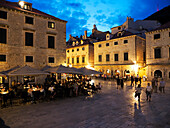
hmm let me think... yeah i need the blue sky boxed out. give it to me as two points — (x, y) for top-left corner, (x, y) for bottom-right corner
(9, 0), (170, 41)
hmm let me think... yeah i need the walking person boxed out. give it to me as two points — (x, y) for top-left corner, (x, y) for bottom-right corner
(116, 76), (120, 89)
(159, 78), (166, 93)
(154, 78), (158, 93)
(131, 75), (134, 86)
(151, 78), (155, 92)
(135, 77), (138, 87)
(135, 84), (142, 101)
(146, 83), (152, 102)
(120, 78), (124, 89)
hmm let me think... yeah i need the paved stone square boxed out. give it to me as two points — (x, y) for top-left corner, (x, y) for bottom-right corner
(0, 79), (170, 128)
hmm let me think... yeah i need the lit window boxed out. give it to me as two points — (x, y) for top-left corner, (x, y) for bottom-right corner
(26, 56), (33, 62)
(0, 55), (6, 62)
(48, 22), (55, 29)
(0, 28), (7, 44)
(49, 57), (54, 63)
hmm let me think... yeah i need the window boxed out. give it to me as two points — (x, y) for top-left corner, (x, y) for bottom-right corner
(143, 52), (146, 61)
(72, 58), (74, 64)
(106, 43), (109, 46)
(25, 32), (33, 46)
(82, 56), (85, 63)
(124, 40), (128, 44)
(48, 57), (54, 63)
(0, 10), (7, 19)
(48, 36), (55, 48)
(169, 72), (170, 79)
(0, 28), (7, 44)
(106, 54), (110, 62)
(124, 52), (128, 61)
(82, 47), (85, 50)
(26, 56), (33, 62)
(48, 22), (55, 29)
(72, 49), (74, 52)
(169, 47), (170, 58)
(114, 54), (118, 61)
(77, 57), (79, 63)
(169, 32), (170, 37)
(67, 58), (70, 64)
(98, 44), (101, 47)
(154, 48), (161, 58)
(154, 34), (160, 39)
(0, 55), (6, 62)
(25, 16), (33, 24)
(77, 48), (79, 51)
(24, 4), (31, 10)
(99, 55), (102, 62)
(67, 50), (69, 53)
(118, 27), (121, 30)
(114, 42), (118, 45)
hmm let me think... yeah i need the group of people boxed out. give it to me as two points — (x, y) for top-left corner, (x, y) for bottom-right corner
(135, 78), (166, 102)
(0, 78), (102, 108)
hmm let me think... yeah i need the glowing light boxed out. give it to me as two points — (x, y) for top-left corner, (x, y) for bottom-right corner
(86, 64), (94, 70)
(19, 1), (25, 8)
(69, 64), (72, 67)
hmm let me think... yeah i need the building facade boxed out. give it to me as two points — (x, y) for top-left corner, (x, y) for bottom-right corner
(66, 25), (109, 69)
(145, 22), (170, 80)
(0, 0), (67, 83)
(94, 31), (146, 78)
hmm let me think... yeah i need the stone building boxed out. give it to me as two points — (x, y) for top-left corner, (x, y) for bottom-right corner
(111, 16), (161, 38)
(145, 22), (170, 80)
(66, 25), (110, 68)
(0, 0), (67, 84)
(94, 30), (146, 78)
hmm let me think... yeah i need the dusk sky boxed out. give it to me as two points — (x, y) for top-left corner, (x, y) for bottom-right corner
(9, 0), (170, 41)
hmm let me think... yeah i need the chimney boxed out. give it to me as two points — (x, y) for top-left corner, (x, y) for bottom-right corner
(69, 34), (72, 39)
(84, 30), (87, 39)
(93, 24), (97, 30)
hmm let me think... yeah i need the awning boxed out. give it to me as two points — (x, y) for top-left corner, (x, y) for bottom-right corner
(42, 65), (82, 74)
(78, 67), (103, 75)
(0, 65), (49, 76)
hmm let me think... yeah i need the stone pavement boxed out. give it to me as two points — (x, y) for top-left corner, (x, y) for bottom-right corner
(0, 79), (170, 128)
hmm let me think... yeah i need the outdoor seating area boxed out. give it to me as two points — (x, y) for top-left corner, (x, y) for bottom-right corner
(0, 65), (103, 109)
(0, 78), (102, 109)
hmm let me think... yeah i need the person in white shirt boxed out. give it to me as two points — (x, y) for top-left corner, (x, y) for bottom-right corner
(146, 83), (152, 101)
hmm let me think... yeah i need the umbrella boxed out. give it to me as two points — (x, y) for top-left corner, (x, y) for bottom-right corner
(2, 65), (49, 76)
(42, 65), (82, 74)
(78, 67), (103, 75)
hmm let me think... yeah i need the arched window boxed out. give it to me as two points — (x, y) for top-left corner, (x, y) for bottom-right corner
(154, 70), (162, 78)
